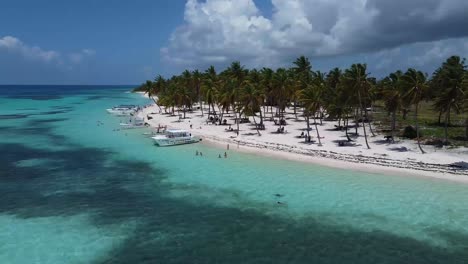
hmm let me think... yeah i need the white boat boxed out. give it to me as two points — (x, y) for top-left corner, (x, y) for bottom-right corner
(151, 129), (201, 146)
(106, 105), (139, 116)
(143, 127), (166, 137)
(120, 117), (146, 129)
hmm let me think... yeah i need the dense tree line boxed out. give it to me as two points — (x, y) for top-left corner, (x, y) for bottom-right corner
(136, 56), (468, 153)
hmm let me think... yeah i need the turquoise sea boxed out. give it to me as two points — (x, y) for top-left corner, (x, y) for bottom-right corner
(1, 85), (467, 263)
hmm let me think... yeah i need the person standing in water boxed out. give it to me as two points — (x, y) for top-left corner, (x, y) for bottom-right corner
(224, 152), (227, 158)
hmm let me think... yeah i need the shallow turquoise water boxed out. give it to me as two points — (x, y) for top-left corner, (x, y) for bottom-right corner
(1, 85), (467, 263)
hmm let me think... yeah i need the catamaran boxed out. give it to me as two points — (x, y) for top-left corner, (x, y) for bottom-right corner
(151, 129), (201, 146)
(106, 105), (139, 116)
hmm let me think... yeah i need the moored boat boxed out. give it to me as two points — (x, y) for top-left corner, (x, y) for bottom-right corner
(106, 105), (139, 116)
(120, 117), (146, 129)
(151, 129), (201, 146)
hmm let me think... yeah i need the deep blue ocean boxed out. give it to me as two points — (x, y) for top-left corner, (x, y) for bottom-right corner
(1, 85), (467, 264)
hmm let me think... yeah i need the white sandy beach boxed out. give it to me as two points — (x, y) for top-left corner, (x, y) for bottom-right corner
(136, 93), (468, 183)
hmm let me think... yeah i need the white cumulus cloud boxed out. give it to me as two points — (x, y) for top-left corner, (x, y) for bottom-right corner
(69, 49), (96, 64)
(0, 36), (60, 63)
(0, 36), (95, 66)
(161, 0), (468, 73)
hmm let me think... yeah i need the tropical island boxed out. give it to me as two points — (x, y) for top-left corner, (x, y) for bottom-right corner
(134, 55), (468, 180)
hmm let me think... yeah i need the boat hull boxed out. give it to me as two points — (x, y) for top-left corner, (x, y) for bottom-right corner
(119, 124), (146, 129)
(106, 109), (136, 116)
(152, 137), (201, 147)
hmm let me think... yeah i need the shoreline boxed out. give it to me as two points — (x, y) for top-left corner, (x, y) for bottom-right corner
(134, 92), (468, 184)
(200, 136), (468, 184)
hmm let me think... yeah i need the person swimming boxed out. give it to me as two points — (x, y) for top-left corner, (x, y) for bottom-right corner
(196, 150), (199, 156)
(218, 154), (222, 158)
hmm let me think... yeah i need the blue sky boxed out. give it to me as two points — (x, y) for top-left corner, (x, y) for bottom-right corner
(1, 0), (467, 84)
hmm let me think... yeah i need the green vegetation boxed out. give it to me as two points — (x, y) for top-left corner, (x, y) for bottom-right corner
(136, 55), (468, 149)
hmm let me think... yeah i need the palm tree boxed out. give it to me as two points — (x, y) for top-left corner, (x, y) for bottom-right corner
(292, 56), (312, 119)
(463, 71), (468, 140)
(161, 82), (178, 115)
(342, 64), (372, 149)
(401, 68), (428, 153)
(192, 69), (204, 116)
(144, 80), (154, 99)
(260, 67), (274, 118)
(431, 56), (466, 144)
(175, 84), (192, 119)
(203, 66), (219, 119)
(151, 75), (167, 112)
(300, 84), (323, 146)
(240, 69), (265, 135)
(381, 70), (404, 142)
(272, 68), (293, 130)
(225, 61), (247, 135)
(324, 68), (347, 128)
(311, 71), (326, 125)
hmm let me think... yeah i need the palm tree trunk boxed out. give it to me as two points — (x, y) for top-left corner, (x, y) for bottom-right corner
(444, 102), (452, 145)
(236, 106), (240, 136)
(150, 96), (162, 112)
(314, 114), (322, 146)
(448, 107), (451, 125)
(217, 106), (224, 125)
(345, 113), (352, 142)
(358, 91), (370, 149)
(465, 118), (468, 140)
(319, 110), (323, 125)
(252, 115), (261, 136)
(444, 111), (449, 145)
(365, 108), (376, 137)
(259, 107), (264, 125)
(305, 114), (311, 142)
(438, 111), (442, 125)
(391, 110), (396, 143)
(415, 102), (425, 154)
(200, 99), (204, 117)
(294, 100), (298, 120)
(354, 108), (359, 135)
